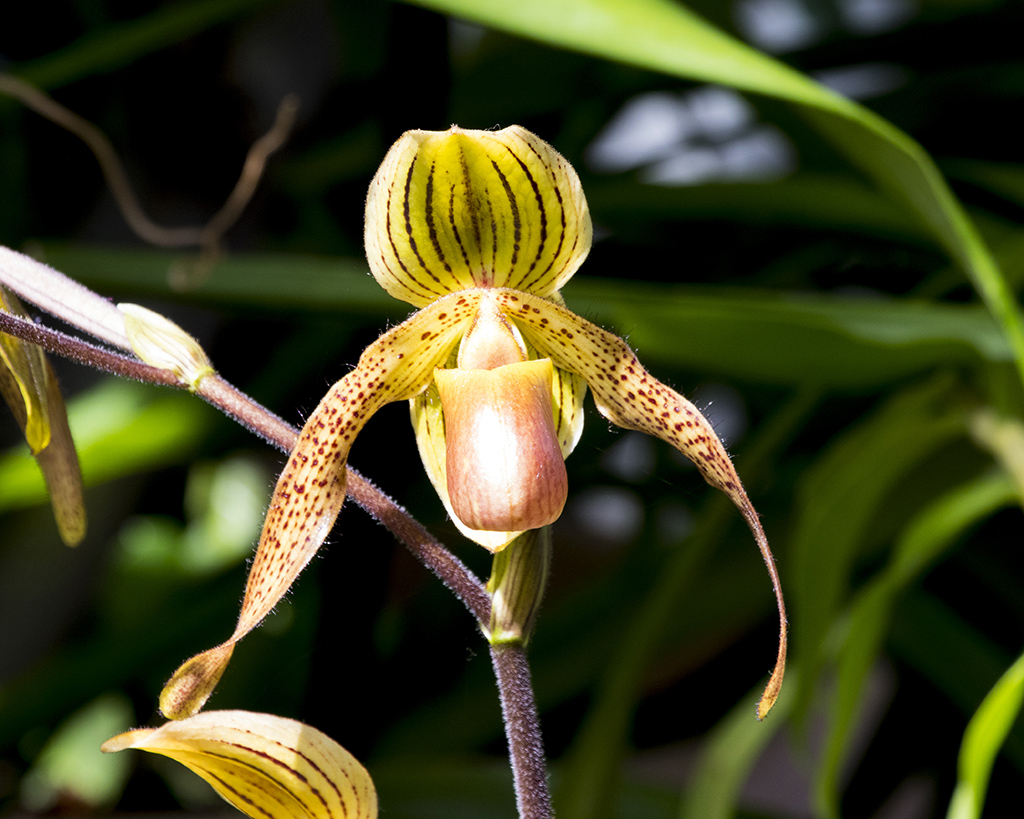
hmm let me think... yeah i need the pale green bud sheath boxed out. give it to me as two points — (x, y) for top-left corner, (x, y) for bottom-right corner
(119, 303), (215, 391)
(486, 528), (552, 647)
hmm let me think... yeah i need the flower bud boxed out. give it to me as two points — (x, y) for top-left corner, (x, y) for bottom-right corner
(119, 303), (214, 390)
(435, 358), (568, 532)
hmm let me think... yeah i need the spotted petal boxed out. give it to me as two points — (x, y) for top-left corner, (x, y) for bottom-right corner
(493, 288), (787, 719)
(102, 710), (376, 819)
(365, 125), (592, 307)
(159, 293), (484, 719)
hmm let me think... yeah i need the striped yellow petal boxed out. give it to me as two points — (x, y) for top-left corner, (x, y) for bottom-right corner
(365, 125), (591, 307)
(0, 285), (51, 453)
(0, 285), (86, 546)
(493, 288), (788, 720)
(160, 293), (482, 719)
(102, 710), (376, 819)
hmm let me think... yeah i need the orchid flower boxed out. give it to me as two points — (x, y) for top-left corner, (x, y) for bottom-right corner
(159, 125), (787, 722)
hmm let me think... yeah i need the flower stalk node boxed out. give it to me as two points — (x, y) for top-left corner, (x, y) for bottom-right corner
(486, 528), (552, 646)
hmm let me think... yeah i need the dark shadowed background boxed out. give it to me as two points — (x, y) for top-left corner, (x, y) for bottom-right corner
(2, 1), (1024, 817)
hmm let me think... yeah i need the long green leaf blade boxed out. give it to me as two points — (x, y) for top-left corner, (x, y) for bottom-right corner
(408, 0), (1024, 384)
(7, 0), (272, 91)
(818, 472), (1017, 818)
(947, 649), (1024, 819)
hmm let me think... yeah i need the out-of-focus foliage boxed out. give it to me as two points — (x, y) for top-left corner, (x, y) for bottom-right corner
(2, 1), (1024, 817)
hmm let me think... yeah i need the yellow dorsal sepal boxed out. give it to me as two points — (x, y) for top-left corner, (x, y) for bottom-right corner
(365, 125), (592, 306)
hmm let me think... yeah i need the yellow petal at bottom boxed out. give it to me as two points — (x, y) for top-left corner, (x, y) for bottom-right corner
(103, 710), (376, 819)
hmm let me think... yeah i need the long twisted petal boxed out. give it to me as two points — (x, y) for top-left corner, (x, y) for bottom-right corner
(365, 126), (591, 306)
(103, 710), (376, 819)
(495, 288), (787, 719)
(159, 293), (483, 718)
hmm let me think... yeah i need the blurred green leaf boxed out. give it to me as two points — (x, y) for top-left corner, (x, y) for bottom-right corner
(790, 378), (967, 720)
(411, 0), (1024, 385)
(181, 454), (272, 574)
(7, 0), (273, 91)
(0, 379), (211, 512)
(946, 161), (1024, 212)
(968, 409), (1024, 502)
(890, 590), (1017, 742)
(817, 472), (1017, 819)
(585, 173), (929, 245)
(39, 245), (397, 317)
(567, 280), (1009, 388)
(109, 454), (269, 591)
(19, 693), (134, 812)
(947, 648), (1024, 819)
(43, 246), (1012, 389)
(678, 672), (794, 819)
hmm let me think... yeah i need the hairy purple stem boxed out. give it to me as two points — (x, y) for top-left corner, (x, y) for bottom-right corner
(0, 310), (176, 384)
(0, 309), (491, 620)
(2, 303), (554, 815)
(492, 643), (553, 819)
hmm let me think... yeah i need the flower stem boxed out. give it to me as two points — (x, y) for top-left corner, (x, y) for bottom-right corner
(1, 301), (548, 815)
(0, 309), (176, 384)
(491, 643), (553, 819)
(0, 308), (491, 621)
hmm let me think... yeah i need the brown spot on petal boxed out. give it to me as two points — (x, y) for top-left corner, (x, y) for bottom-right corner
(492, 287), (788, 720)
